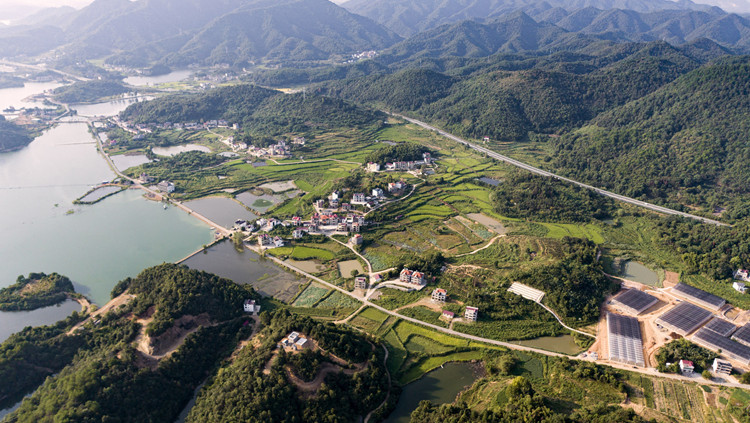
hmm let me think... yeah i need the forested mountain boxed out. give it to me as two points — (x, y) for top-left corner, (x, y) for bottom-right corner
(120, 84), (384, 137)
(0, 0), (400, 67)
(0, 116), (33, 153)
(342, 0), (714, 37)
(551, 55), (750, 218)
(323, 40), (709, 139)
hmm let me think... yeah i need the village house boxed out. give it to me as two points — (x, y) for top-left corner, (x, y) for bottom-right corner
(351, 222), (361, 232)
(243, 299), (260, 315)
(713, 358), (732, 375)
(372, 188), (385, 198)
(293, 229), (305, 239)
(337, 222), (348, 232)
(734, 281), (747, 293)
(735, 269), (750, 282)
(401, 268), (426, 285)
(139, 173), (154, 183)
(292, 136), (306, 145)
(352, 193), (367, 205)
(387, 181), (404, 193)
(156, 180), (175, 193)
(258, 233), (272, 247)
(431, 288), (447, 303)
(422, 152), (432, 164)
(330, 198), (339, 208)
(354, 276), (368, 290)
(400, 268), (413, 283)
(465, 306), (479, 321)
(341, 203), (352, 211)
(273, 236), (285, 247)
(315, 199), (326, 209)
(291, 216), (302, 226)
(350, 234), (363, 245)
(367, 162), (381, 172)
(441, 310), (455, 320)
(679, 360), (694, 375)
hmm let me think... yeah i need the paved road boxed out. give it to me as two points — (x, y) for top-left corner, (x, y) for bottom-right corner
(258, 251), (748, 388)
(391, 113), (728, 227)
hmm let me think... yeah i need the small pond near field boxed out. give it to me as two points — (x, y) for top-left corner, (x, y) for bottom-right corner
(111, 154), (151, 170)
(511, 334), (582, 355)
(183, 197), (257, 228)
(181, 240), (304, 302)
(622, 261), (659, 286)
(386, 362), (480, 423)
(152, 144), (210, 156)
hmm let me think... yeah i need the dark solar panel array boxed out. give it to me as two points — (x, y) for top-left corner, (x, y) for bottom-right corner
(612, 289), (659, 314)
(608, 313), (642, 339)
(656, 302), (713, 335)
(732, 323), (750, 347)
(693, 328), (750, 363)
(704, 318), (737, 337)
(673, 283), (726, 309)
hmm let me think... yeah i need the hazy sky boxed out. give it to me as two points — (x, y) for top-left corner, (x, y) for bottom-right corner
(2, 0), (749, 14)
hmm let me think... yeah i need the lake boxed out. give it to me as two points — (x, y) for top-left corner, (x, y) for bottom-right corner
(0, 123), (214, 306)
(622, 261), (659, 286)
(124, 70), (193, 86)
(182, 241), (304, 302)
(0, 300), (82, 343)
(0, 82), (62, 111)
(152, 144), (211, 156)
(183, 197), (257, 228)
(386, 362), (480, 423)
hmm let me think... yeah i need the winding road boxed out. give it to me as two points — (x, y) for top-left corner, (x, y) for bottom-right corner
(391, 113), (728, 227)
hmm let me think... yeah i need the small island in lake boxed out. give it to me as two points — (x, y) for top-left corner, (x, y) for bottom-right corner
(0, 272), (76, 311)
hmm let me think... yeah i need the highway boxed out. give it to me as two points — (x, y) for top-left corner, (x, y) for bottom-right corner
(391, 113), (729, 227)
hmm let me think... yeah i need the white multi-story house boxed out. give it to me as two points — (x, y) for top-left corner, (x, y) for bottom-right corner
(431, 288), (447, 303)
(352, 193), (367, 204)
(464, 306), (479, 321)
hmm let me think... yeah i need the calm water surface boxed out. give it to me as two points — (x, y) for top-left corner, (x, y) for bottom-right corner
(111, 154), (151, 170)
(622, 261), (659, 286)
(152, 144), (211, 156)
(124, 70), (193, 86)
(386, 362), (479, 423)
(70, 96), (150, 117)
(0, 300), (82, 343)
(0, 82), (61, 111)
(0, 123), (214, 305)
(182, 241), (303, 302)
(184, 197), (257, 228)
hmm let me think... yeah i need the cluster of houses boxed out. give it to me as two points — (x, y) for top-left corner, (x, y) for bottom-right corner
(400, 268), (427, 285)
(277, 331), (309, 352)
(250, 211), (369, 249)
(121, 119), (238, 134)
(248, 139), (291, 158)
(440, 306), (479, 322)
(258, 233), (285, 248)
(366, 153), (433, 173)
(734, 269), (750, 293)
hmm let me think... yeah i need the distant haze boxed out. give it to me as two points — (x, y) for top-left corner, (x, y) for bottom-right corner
(1, 0), (748, 22)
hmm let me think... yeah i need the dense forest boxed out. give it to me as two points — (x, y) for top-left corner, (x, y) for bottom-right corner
(120, 84), (385, 138)
(53, 80), (129, 103)
(0, 272), (75, 311)
(5, 264), (259, 422)
(551, 56), (750, 217)
(492, 172), (613, 223)
(186, 310), (388, 422)
(0, 116), (33, 152)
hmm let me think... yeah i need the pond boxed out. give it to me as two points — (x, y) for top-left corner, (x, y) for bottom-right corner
(0, 300), (82, 343)
(124, 70), (193, 87)
(235, 191), (285, 214)
(386, 362), (481, 423)
(78, 186), (122, 203)
(622, 261), (659, 286)
(181, 240), (305, 303)
(111, 153), (151, 170)
(70, 96), (151, 117)
(183, 197), (257, 229)
(477, 176), (501, 186)
(511, 335), (582, 355)
(152, 144), (211, 157)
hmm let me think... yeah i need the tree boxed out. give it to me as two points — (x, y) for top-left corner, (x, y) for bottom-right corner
(702, 370), (712, 380)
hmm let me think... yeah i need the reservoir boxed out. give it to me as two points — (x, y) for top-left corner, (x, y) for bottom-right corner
(0, 123), (214, 306)
(0, 300), (82, 343)
(70, 97), (150, 117)
(0, 82), (62, 111)
(386, 362), (480, 423)
(184, 196), (257, 228)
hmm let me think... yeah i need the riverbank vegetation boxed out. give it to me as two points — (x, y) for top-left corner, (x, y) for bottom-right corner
(0, 115), (33, 152)
(53, 80), (129, 103)
(0, 272), (75, 311)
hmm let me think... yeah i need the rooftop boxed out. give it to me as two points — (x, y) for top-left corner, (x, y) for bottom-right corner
(672, 283), (726, 310)
(611, 289), (659, 315)
(655, 302), (713, 335)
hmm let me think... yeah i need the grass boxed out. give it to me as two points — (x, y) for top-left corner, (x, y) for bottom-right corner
(540, 223), (605, 244)
(373, 288), (425, 310)
(291, 283), (329, 307)
(315, 291), (362, 309)
(268, 245), (335, 262)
